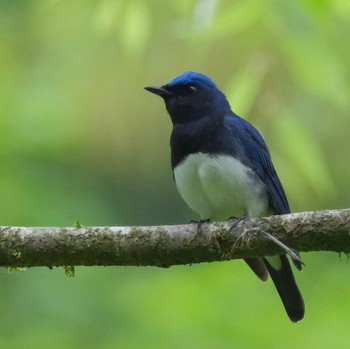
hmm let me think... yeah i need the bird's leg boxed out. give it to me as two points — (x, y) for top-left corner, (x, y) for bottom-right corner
(261, 231), (304, 270)
(228, 212), (254, 254)
(228, 211), (251, 232)
(189, 218), (210, 234)
(197, 218), (210, 234)
(290, 251), (304, 271)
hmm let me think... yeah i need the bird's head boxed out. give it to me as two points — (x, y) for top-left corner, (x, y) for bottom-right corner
(145, 71), (230, 124)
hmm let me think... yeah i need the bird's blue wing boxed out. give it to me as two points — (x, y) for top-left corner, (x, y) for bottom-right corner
(223, 115), (290, 215)
(223, 115), (303, 322)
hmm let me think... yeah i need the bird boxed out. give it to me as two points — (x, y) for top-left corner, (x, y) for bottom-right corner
(144, 71), (304, 322)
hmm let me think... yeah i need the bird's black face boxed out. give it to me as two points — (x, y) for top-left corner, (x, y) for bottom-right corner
(145, 74), (230, 125)
(145, 82), (207, 124)
(163, 82), (214, 124)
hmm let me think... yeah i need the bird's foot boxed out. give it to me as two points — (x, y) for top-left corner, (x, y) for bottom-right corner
(290, 250), (304, 271)
(228, 212), (254, 254)
(261, 231), (304, 270)
(228, 212), (251, 232)
(190, 218), (211, 234)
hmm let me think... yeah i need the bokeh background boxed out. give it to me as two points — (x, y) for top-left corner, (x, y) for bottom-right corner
(1, 1), (350, 348)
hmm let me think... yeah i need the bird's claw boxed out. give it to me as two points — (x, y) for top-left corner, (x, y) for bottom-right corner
(190, 218), (210, 234)
(261, 230), (304, 270)
(228, 212), (251, 232)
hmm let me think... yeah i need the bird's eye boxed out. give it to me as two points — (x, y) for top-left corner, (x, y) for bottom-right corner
(188, 85), (197, 93)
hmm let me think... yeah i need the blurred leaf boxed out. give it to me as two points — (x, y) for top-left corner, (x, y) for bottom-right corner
(94, 0), (121, 34)
(283, 37), (350, 111)
(275, 1), (350, 111)
(302, 0), (332, 16)
(121, 2), (151, 57)
(192, 0), (218, 30)
(272, 109), (336, 198)
(211, 1), (264, 37)
(225, 56), (268, 116)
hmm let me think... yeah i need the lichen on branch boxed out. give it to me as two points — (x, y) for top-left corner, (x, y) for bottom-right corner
(0, 208), (349, 268)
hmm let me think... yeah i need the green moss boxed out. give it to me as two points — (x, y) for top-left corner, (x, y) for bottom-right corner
(63, 265), (75, 277)
(74, 220), (83, 228)
(7, 267), (27, 273)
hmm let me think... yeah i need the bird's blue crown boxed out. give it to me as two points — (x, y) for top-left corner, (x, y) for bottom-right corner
(166, 71), (217, 89)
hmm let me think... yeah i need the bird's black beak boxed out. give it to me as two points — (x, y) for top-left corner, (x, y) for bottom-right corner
(144, 85), (173, 98)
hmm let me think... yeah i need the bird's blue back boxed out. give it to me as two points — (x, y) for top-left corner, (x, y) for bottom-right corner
(222, 113), (291, 215)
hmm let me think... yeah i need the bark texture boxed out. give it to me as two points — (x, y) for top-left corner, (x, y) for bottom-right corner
(0, 208), (349, 268)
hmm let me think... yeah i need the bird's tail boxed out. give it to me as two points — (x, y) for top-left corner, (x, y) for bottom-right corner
(263, 255), (305, 322)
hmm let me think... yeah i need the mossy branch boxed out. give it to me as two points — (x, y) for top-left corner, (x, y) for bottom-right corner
(0, 208), (349, 268)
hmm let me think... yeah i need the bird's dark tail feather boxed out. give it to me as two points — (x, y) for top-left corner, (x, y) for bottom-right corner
(263, 255), (305, 322)
(244, 257), (268, 281)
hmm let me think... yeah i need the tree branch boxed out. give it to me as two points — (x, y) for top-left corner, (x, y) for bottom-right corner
(0, 208), (349, 268)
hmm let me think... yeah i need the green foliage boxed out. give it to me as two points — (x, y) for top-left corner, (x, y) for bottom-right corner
(0, 1), (349, 348)
(74, 220), (83, 229)
(63, 266), (75, 278)
(7, 266), (27, 273)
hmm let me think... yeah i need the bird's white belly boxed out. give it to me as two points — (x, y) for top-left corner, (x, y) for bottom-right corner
(173, 153), (268, 220)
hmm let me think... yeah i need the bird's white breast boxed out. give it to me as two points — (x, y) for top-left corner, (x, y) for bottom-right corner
(173, 153), (268, 220)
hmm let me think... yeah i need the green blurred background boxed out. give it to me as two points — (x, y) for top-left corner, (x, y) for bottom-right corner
(0, 1), (349, 348)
